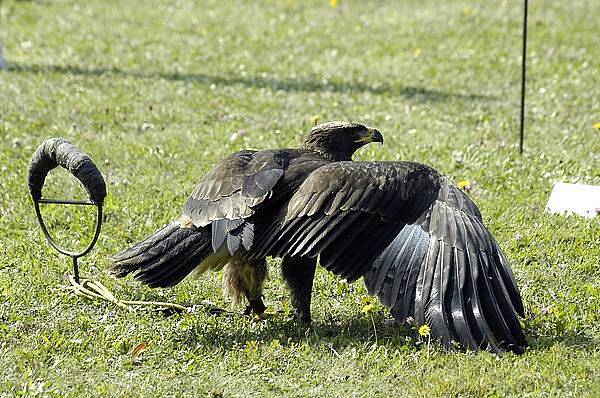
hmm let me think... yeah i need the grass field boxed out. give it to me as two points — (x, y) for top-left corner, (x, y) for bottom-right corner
(1, 0), (599, 396)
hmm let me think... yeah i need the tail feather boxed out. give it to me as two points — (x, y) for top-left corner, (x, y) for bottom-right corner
(136, 238), (211, 288)
(110, 222), (213, 288)
(111, 222), (181, 264)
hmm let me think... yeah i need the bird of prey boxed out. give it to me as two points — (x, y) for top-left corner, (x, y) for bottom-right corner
(111, 122), (527, 354)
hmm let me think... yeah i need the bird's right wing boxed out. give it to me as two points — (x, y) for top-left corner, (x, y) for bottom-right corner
(183, 149), (290, 253)
(184, 150), (289, 226)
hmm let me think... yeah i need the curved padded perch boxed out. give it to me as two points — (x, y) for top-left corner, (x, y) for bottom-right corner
(28, 138), (106, 204)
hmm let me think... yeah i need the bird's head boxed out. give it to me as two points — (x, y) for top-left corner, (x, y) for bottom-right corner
(302, 121), (383, 161)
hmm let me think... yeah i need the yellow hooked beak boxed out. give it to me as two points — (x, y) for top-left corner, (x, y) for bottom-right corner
(354, 128), (384, 145)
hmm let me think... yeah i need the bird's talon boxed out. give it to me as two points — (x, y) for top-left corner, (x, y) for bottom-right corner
(253, 311), (274, 321)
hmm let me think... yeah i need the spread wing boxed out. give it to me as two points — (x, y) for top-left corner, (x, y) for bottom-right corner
(364, 181), (526, 354)
(255, 161), (526, 353)
(256, 161), (442, 280)
(183, 149), (289, 253)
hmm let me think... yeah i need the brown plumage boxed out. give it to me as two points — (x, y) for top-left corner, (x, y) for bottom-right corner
(111, 122), (380, 317)
(111, 121), (527, 354)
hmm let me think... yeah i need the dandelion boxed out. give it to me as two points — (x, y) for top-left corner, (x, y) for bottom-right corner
(418, 324), (432, 356)
(244, 340), (259, 352)
(457, 180), (472, 192)
(593, 122), (600, 130)
(329, 0), (339, 7)
(362, 303), (375, 314)
(418, 324), (431, 337)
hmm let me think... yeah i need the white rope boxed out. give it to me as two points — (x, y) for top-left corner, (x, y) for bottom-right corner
(63, 275), (189, 312)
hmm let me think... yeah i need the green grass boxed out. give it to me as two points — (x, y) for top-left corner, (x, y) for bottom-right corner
(1, 0), (599, 396)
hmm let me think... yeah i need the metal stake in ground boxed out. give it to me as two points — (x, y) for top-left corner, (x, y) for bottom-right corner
(519, 0), (528, 154)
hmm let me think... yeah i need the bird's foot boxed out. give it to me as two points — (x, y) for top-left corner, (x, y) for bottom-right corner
(289, 309), (312, 325)
(243, 297), (270, 321)
(242, 305), (253, 316)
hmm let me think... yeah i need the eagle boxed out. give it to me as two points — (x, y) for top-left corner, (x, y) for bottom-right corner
(111, 122), (527, 354)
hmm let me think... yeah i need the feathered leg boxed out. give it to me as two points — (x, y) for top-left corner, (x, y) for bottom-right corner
(282, 256), (317, 323)
(223, 255), (268, 316)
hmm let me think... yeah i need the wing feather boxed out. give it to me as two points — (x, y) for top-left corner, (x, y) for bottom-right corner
(182, 149), (291, 254)
(256, 160), (526, 353)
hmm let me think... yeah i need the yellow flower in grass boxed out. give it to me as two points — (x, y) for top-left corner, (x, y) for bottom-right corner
(418, 324), (431, 337)
(330, 0), (339, 7)
(362, 303), (375, 314)
(593, 122), (600, 130)
(457, 180), (472, 192)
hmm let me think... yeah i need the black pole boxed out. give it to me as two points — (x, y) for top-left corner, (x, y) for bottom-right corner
(519, 0), (528, 154)
(72, 256), (80, 284)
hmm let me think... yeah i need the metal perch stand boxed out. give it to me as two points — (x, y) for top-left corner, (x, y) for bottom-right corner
(28, 138), (106, 284)
(34, 198), (102, 284)
(27, 138), (191, 313)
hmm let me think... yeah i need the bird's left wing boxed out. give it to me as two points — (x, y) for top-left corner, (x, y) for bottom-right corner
(254, 161), (527, 353)
(255, 161), (442, 280)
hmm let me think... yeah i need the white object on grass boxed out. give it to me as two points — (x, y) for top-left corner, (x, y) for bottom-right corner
(0, 40), (7, 70)
(546, 182), (600, 218)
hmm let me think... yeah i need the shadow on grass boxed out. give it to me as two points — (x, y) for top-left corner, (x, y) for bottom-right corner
(9, 62), (496, 103)
(175, 311), (416, 351)
(525, 329), (599, 352)
(520, 312), (600, 352)
(169, 307), (599, 354)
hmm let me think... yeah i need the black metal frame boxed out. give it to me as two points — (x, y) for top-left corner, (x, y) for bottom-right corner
(33, 198), (103, 283)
